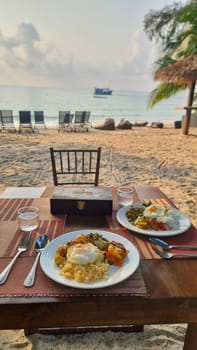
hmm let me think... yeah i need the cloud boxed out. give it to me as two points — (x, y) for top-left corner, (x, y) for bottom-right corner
(1, 23), (38, 68)
(0, 22), (157, 90)
(0, 23), (115, 87)
(0, 23), (41, 65)
(115, 30), (159, 77)
(5, 22), (40, 48)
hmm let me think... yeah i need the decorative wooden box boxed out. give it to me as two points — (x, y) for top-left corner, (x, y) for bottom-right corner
(50, 187), (112, 215)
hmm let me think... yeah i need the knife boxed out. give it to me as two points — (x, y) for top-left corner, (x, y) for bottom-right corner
(150, 237), (197, 250)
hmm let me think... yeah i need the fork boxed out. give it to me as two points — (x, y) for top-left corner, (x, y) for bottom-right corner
(0, 231), (32, 285)
(151, 244), (197, 259)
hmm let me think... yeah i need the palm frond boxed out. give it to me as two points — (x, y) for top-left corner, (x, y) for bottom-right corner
(172, 34), (197, 59)
(154, 56), (176, 71)
(148, 82), (187, 108)
(177, 2), (197, 26)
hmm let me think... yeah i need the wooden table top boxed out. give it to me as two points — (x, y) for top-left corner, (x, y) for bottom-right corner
(0, 186), (197, 349)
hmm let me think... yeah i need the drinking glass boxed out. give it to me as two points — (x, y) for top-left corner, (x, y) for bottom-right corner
(117, 187), (134, 206)
(17, 206), (39, 232)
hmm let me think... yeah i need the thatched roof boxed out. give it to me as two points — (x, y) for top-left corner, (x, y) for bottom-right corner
(155, 55), (197, 85)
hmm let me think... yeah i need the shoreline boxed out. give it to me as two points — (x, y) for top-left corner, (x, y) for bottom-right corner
(10, 117), (183, 130)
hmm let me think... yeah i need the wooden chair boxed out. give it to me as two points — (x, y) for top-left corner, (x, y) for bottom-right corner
(58, 111), (73, 132)
(0, 110), (16, 132)
(19, 111), (34, 133)
(34, 111), (47, 129)
(50, 147), (101, 186)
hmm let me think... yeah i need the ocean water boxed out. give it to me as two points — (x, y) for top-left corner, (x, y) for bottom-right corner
(0, 86), (187, 127)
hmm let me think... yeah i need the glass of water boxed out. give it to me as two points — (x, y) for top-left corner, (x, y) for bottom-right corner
(17, 206), (39, 232)
(117, 187), (134, 206)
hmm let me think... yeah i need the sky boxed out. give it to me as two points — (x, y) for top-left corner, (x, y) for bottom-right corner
(0, 0), (186, 91)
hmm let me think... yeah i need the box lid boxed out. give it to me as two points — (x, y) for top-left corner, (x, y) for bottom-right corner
(51, 187), (112, 201)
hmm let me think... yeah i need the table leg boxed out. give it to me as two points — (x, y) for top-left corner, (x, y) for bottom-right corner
(183, 323), (197, 350)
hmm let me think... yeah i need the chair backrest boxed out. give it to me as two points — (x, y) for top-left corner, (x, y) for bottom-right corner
(19, 111), (31, 124)
(59, 111), (70, 125)
(83, 111), (91, 123)
(1, 110), (14, 124)
(34, 111), (44, 123)
(74, 111), (90, 124)
(64, 112), (73, 124)
(50, 147), (101, 186)
(74, 111), (85, 124)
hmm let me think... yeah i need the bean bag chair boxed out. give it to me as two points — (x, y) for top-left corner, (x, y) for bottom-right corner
(117, 118), (132, 129)
(94, 118), (115, 130)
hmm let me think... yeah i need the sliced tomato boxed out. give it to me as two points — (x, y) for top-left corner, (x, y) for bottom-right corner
(105, 251), (123, 266)
(157, 222), (169, 230)
(148, 218), (160, 230)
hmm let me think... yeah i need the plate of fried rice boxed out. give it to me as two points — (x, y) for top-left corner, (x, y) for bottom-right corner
(40, 229), (140, 289)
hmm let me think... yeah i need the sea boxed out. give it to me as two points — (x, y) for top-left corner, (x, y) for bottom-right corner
(0, 86), (187, 127)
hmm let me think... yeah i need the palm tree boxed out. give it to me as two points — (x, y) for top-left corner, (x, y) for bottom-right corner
(144, 1), (197, 108)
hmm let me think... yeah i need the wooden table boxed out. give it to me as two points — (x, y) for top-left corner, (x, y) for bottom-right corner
(1, 186), (197, 350)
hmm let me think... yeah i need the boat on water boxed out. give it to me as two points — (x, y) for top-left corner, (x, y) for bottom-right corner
(94, 88), (112, 96)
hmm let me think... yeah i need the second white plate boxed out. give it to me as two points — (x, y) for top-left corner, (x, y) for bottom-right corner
(116, 204), (191, 237)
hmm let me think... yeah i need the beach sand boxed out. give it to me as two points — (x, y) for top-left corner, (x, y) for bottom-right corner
(0, 126), (197, 349)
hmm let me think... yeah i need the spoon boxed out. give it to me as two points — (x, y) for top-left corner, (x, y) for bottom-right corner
(24, 234), (49, 287)
(149, 237), (197, 250)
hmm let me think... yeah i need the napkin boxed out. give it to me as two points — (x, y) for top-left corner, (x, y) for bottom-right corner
(0, 187), (46, 198)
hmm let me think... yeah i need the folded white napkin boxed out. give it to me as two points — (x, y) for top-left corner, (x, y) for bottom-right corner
(0, 187), (46, 198)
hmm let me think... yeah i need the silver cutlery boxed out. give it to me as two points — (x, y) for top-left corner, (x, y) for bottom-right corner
(24, 234), (49, 287)
(0, 232), (32, 285)
(150, 237), (197, 250)
(151, 244), (197, 259)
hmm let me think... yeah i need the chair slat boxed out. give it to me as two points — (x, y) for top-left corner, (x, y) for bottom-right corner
(60, 152), (63, 173)
(67, 152), (71, 172)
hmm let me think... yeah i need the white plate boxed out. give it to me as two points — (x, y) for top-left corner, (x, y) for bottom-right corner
(40, 229), (140, 289)
(116, 204), (191, 237)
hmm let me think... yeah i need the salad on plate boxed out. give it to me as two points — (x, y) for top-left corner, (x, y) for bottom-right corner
(126, 203), (180, 231)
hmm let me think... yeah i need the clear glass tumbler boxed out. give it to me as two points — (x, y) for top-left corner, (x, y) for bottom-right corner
(117, 187), (134, 206)
(17, 206), (39, 232)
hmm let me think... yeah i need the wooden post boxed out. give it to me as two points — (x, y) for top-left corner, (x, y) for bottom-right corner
(182, 81), (196, 135)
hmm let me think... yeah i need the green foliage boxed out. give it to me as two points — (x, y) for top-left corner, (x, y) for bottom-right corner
(177, 2), (197, 27)
(154, 55), (176, 70)
(148, 82), (187, 108)
(144, 3), (182, 49)
(144, 1), (197, 108)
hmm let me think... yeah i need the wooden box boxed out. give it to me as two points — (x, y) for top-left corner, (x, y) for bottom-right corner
(50, 187), (112, 215)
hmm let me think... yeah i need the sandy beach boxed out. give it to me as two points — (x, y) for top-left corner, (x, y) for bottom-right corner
(0, 126), (197, 349)
(1, 126), (197, 226)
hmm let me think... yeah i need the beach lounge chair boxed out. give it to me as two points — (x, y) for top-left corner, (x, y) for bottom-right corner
(19, 111), (34, 133)
(73, 111), (91, 132)
(50, 147), (101, 186)
(58, 111), (73, 132)
(34, 111), (47, 130)
(0, 110), (16, 132)
(83, 111), (92, 128)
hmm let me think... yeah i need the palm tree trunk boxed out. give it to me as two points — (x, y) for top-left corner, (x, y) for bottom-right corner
(182, 81), (196, 135)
